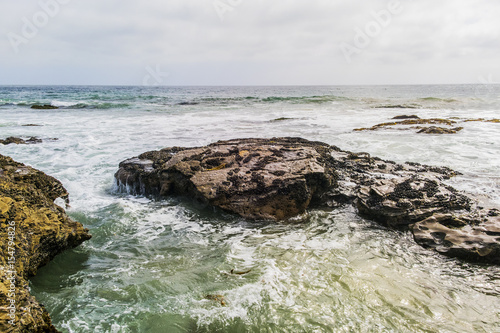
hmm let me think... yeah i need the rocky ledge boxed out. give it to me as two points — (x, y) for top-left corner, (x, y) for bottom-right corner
(0, 154), (91, 332)
(115, 138), (500, 265)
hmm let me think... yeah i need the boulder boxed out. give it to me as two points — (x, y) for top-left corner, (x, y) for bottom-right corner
(116, 138), (336, 220)
(0, 154), (91, 332)
(116, 137), (500, 265)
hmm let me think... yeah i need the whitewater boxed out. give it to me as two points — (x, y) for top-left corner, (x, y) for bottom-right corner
(1, 85), (499, 332)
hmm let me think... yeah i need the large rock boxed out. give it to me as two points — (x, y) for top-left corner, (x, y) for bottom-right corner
(116, 138), (336, 220)
(0, 154), (91, 332)
(116, 137), (500, 265)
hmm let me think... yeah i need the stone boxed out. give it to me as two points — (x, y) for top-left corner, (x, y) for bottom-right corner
(116, 138), (336, 220)
(0, 137), (43, 145)
(116, 137), (500, 265)
(0, 154), (91, 333)
(417, 126), (463, 134)
(392, 115), (420, 119)
(412, 214), (500, 264)
(30, 105), (58, 110)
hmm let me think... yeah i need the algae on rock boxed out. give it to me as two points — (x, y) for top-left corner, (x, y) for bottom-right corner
(0, 154), (91, 333)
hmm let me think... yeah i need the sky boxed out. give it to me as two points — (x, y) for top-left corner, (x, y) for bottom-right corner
(0, 0), (499, 86)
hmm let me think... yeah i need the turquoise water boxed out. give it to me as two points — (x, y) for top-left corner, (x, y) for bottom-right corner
(1, 85), (499, 332)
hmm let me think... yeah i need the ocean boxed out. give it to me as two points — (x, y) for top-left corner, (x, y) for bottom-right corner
(1, 85), (499, 332)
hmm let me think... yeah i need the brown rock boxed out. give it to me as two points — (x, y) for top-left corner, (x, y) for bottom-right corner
(412, 214), (500, 264)
(116, 138), (336, 220)
(116, 137), (500, 265)
(417, 126), (463, 134)
(0, 154), (91, 332)
(30, 105), (58, 110)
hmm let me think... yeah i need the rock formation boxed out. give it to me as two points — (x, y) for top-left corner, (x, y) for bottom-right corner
(115, 138), (500, 264)
(0, 154), (91, 332)
(30, 105), (58, 110)
(115, 138), (500, 265)
(0, 137), (43, 145)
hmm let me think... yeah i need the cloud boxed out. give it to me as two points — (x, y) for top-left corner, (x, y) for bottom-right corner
(0, 0), (499, 85)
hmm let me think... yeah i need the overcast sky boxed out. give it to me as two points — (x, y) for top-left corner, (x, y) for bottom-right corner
(1, 0), (499, 86)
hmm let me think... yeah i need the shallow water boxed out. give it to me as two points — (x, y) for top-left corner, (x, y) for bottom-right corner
(1, 85), (499, 332)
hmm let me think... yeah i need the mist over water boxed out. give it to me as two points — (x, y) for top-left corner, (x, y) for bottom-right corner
(1, 85), (499, 332)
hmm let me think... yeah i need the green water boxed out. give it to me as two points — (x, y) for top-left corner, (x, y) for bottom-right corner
(30, 200), (500, 332)
(1, 85), (499, 332)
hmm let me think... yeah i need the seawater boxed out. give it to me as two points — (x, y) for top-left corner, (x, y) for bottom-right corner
(1, 85), (499, 332)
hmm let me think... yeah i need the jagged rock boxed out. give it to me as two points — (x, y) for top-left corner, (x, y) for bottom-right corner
(30, 105), (58, 110)
(0, 154), (91, 333)
(0, 137), (43, 145)
(116, 137), (500, 265)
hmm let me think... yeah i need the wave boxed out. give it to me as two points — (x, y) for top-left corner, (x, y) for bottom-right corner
(177, 95), (350, 106)
(419, 97), (457, 103)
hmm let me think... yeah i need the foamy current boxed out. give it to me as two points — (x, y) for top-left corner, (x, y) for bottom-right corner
(1, 85), (499, 332)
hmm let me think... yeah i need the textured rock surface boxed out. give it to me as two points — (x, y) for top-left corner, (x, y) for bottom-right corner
(116, 138), (336, 220)
(116, 137), (500, 264)
(0, 154), (91, 332)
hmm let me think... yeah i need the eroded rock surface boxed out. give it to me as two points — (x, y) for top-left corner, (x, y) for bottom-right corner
(116, 137), (500, 264)
(0, 154), (91, 332)
(116, 138), (336, 220)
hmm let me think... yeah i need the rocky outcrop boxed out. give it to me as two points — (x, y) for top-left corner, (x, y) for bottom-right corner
(0, 154), (91, 332)
(115, 137), (500, 265)
(116, 138), (335, 220)
(354, 117), (499, 134)
(417, 126), (463, 134)
(30, 105), (58, 110)
(0, 137), (43, 145)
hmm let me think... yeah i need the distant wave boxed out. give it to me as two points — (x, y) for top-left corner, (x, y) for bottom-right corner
(419, 97), (458, 103)
(175, 95), (350, 106)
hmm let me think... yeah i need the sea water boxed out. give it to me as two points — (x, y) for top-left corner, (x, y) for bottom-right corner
(0, 85), (499, 332)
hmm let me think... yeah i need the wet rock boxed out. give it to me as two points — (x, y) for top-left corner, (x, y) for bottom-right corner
(0, 154), (91, 332)
(116, 138), (336, 220)
(412, 214), (500, 264)
(392, 115), (420, 120)
(116, 137), (500, 265)
(0, 136), (43, 145)
(30, 104), (58, 110)
(354, 118), (456, 131)
(417, 126), (463, 134)
(357, 177), (471, 227)
(374, 104), (419, 109)
(177, 101), (199, 106)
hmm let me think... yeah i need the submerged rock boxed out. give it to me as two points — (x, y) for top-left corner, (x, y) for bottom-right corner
(417, 126), (463, 134)
(116, 137), (500, 265)
(0, 154), (91, 332)
(30, 104), (58, 110)
(0, 136), (43, 145)
(392, 115), (420, 120)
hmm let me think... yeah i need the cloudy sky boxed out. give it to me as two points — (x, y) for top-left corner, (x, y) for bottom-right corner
(1, 0), (499, 86)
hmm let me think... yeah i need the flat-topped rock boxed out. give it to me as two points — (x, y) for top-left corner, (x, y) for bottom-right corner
(116, 138), (336, 220)
(116, 137), (500, 265)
